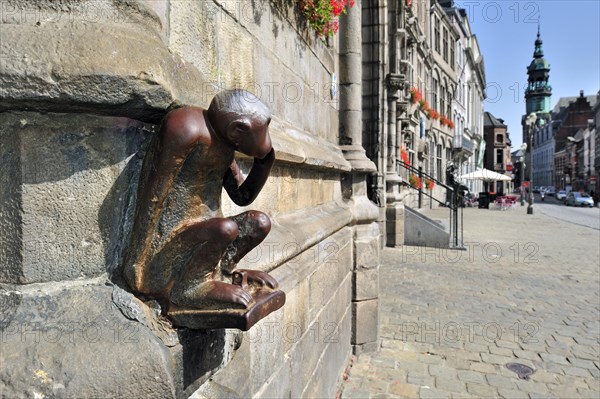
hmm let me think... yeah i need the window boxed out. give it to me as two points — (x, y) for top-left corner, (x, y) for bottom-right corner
(496, 149), (503, 165)
(451, 40), (455, 70)
(446, 90), (452, 117)
(496, 134), (503, 144)
(418, 60), (424, 93)
(429, 138), (435, 176)
(437, 144), (443, 181)
(432, 78), (439, 110)
(443, 28), (449, 62)
(440, 86), (446, 116)
(434, 18), (440, 53)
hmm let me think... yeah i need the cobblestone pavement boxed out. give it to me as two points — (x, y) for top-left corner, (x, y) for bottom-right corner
(341, 206), (600, 399)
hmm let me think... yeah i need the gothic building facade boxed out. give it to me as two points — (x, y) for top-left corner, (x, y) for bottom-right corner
(362, 0), (487, 246)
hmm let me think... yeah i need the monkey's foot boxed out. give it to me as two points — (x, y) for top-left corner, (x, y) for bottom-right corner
(232, 269), (278, 289)
(167, 280), (285, 330)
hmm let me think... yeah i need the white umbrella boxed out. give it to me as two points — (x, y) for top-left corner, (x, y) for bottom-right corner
(459, 168), (512, 182)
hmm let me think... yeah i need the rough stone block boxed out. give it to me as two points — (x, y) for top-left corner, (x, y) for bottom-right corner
(249, 309), (286, 394)
(169, 0), (218, 84)
(301, 308), (351, 399)
(291, 273), (351, 398)
(354, 238), (380, 270)
(254, 362), (291, 399)
(353, 268), (379, 301)
(309, 233), (352, 321)
(0, 284), (172, 398)
(352, 299), (379, 344)
(281, 279), (310, 354)
(0, 113), (147, 284)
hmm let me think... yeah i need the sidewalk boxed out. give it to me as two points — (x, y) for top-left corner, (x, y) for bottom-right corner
(341, 206), (600, 399)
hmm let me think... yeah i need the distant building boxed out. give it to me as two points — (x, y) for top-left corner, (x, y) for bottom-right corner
(553, 92), (597, 190)
(483, 112), (510, 193)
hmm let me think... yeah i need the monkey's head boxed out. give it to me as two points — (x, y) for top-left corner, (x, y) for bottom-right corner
(208, 90), (272, 159)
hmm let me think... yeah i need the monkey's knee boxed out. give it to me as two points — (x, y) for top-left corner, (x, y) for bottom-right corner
(213, 218), (240, 243)
(245, 211), (271, 240)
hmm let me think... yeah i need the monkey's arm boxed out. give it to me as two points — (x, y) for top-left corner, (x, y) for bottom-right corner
(223, 148), (275, 206)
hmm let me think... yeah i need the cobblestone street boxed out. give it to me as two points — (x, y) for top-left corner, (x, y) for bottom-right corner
(341, 206), (600, 399)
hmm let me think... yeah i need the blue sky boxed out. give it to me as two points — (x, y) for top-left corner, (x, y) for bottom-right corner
(456, 0), (600, 147)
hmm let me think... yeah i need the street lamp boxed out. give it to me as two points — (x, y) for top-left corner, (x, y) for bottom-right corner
(519, 143), (527, 206)
(526, 112), (537, 214)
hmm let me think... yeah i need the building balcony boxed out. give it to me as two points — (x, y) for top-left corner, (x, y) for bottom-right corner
(453, 134), (475, 157)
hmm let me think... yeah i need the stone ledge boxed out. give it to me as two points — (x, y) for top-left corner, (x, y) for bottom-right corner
(0, 21), (206, 124)
(241, 201), (354, 278)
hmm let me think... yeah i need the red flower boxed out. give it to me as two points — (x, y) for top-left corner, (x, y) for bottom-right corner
(401, 147), (410, 166)
(297, 0), (353, 37)
(331, 0), (346, 16)
(427, 109), (439, 120)
(409, 87), (421, 104)
(409, 174), (423, 189)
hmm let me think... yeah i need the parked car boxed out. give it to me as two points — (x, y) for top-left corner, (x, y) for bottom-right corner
(565, 192), (594, 207)
(545, 187), (556, 196)
(533, 186), (540, 193)
(556, 190), (567, 201)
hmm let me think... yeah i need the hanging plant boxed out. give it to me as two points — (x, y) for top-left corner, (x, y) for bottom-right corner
(408, 174), (422, 189)
(419, 99), (429, 112)
(296, 0), (355, 37)
(409, 87), (421, 104)
(425, 178), (435, 190)
(427, 109), (440, 120)
(400, 147), (410, 166)
(448, 120), (455, 129)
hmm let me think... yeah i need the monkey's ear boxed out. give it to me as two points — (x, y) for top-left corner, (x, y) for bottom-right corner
(225, 120), (251, 146)
(232, 120), (251, 133)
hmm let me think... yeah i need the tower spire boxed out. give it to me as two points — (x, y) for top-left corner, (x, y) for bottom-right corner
(525, 27), (551, 115)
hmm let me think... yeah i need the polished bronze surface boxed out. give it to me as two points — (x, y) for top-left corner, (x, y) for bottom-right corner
(123, 90), (285, 329)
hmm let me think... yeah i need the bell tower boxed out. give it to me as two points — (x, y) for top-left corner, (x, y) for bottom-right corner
(525, 26), (552, 115)
(522, 26), (552, 146)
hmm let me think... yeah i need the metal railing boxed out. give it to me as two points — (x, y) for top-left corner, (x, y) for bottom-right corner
(397, 159), (464, 249)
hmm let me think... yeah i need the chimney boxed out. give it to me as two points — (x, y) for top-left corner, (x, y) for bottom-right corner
(580, 90), (584, 97)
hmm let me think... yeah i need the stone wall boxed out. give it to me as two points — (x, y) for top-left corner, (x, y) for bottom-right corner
(1, 1), (380, 398)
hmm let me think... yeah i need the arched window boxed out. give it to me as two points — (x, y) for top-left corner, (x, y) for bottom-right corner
(429, 136), (436, 175)
(432, 71), (440, 110)
(434, 17), (440, 53)
(437, 144), (443, 181)
(440, 85), (446, 115)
